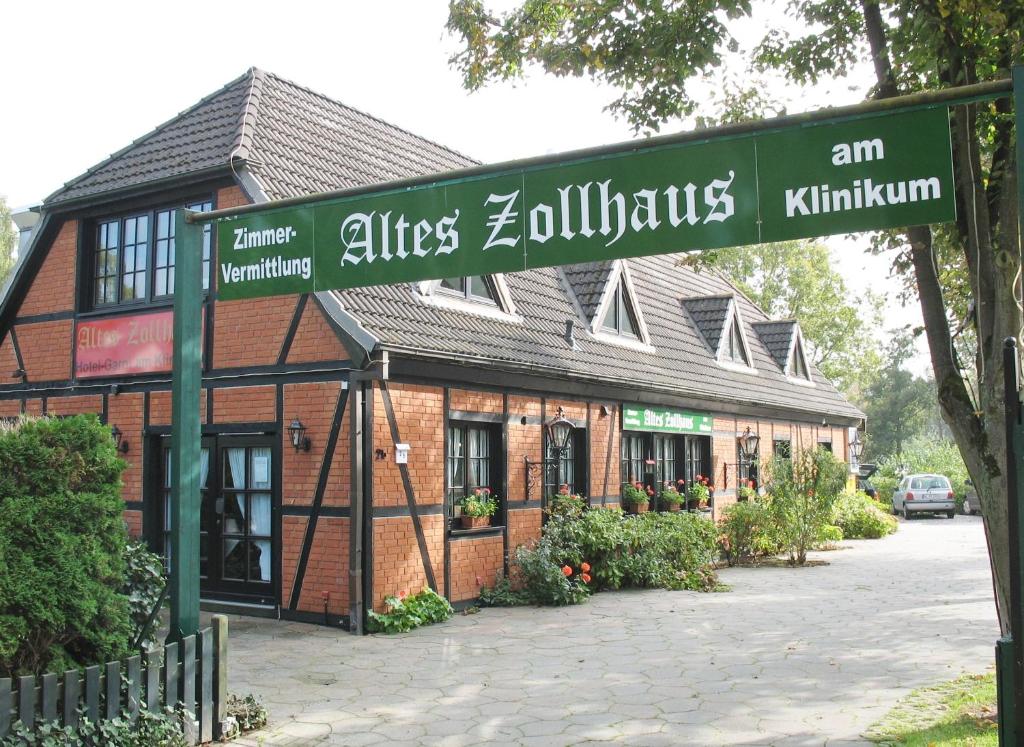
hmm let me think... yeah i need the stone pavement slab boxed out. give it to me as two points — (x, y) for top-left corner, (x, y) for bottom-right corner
(228, 515), (997, 746)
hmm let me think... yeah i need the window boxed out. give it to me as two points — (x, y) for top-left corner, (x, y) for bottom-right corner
(621, 433), (648, 485)
(682, 436), (711, 486)
(544, 424), (584, 497)
(91, 200), (213, 308)
(773, 439), (792, 459)
(789, 339), (811, 380)
(447, 422), (501, 525)
(600, 281), (639, 337)
(654, 435), (677, 487)
(439, 276), (496, 303)
(819, 441), (833, 453)
(162, 445), (211, 576)
(721, 312), (750, 366)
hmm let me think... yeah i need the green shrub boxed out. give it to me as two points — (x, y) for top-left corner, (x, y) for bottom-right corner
(1, 708), (188, 746)
(546, 492), (587, 518)
(762, 448), (848, 565)
(122, 541), (167, 649)
(717, 501), (778, 565)
(226, 693), (269, 733)
(367, 587), (453, 633)
(818, 524), (844, 544)
(515, 508), (719, 602)
(0, 415), (131, 677)
(832, 491), (899, 539)
(478, 574), (530, 606)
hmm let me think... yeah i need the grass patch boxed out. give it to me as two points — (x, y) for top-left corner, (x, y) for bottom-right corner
(865, 672), (997, 746)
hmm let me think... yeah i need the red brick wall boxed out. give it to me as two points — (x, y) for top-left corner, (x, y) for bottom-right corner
(282, 382), (345, 510)
(280, 516), (308, 609)
(0, 400), (20, 418)
(293, 517), (350, 615)
(107, 392), (145, 503)
(449, 388), (503, 414)
(590, 405), (619, 501)
(147, 390), (208, 426)
(0, 335), (20, 386)
(371, 514), (444, 610)
(449, 535), (504, 602)
(508, 395), (542, 502)
(19, 221), (76, 316)
(212, 385), (275, 423)
(17, 320), (73, 381)
(286, 303), (348, 364)
(372, 383), (444, 508)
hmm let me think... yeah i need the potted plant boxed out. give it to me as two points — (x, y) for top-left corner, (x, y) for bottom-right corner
(548, 484), (587, 518)
(738, 480), (757, 503)
(622, 482), (651, 514)
(687, 475), (712, 512)
(659, 482), (684, 512)
(459, 488), (499, 529)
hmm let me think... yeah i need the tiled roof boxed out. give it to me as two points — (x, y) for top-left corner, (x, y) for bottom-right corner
(44, 68), (478, 206)
(45, 72), (255, 205)
(32, 69), (863, 422)
(753, 320), (798, 371)
(329, 256), (863, 420)
(562, 261), (616, 322)
(681, 295), (733, 355)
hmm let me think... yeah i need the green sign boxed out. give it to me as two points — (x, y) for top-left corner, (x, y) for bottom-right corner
(623, 406), (713, 435)
(216, 108), (954, 299)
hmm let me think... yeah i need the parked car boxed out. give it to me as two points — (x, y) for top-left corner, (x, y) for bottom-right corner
(891, 474), (956, 519)
(963, 478), (982, 515)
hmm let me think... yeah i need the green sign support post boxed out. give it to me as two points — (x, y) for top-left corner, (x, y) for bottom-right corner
(168, 210), (203, 642)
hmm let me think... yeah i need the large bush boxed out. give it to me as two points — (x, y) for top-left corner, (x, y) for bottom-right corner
(717, 501), (779, 565)
(0, 415), (132, 677)
(832, 491), (899, 539)
(762, 448), (848, 565)
(514, 508), (719, 604)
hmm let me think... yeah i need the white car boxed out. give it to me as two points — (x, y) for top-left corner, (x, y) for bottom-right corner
(892, 474), (956, 519)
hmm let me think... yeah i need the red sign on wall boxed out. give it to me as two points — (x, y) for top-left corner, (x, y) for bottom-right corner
(75, 310), (198, 379)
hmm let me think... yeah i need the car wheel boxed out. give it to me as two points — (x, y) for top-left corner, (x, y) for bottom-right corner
(947, 510), (955, 519)
(903, 506), (911, 520)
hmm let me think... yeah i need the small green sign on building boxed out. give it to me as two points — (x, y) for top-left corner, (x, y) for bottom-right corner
(622, 405), (713, 435)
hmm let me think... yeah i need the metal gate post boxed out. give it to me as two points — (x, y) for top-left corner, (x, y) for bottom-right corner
(168, 210), (204, 641)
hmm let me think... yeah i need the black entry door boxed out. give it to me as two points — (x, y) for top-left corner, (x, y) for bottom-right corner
(160, 435), (275, 604)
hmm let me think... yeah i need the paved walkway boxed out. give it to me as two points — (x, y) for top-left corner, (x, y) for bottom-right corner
(229, 515), (998, 746)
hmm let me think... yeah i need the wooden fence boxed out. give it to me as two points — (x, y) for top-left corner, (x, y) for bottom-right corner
(0, 615), (229, 745)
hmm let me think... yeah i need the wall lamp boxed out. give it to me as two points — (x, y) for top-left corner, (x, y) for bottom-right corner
(849, 432), (864, 462)
(110, 425), (130, 454)
(737, 426), (760, 463)
(288, 418), (312, 452)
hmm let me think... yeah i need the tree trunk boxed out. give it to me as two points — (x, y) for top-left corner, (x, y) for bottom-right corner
(860, 0), (1020, 633)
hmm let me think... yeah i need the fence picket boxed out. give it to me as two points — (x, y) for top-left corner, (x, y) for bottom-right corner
(198, 628), (213, 742)
(145, 648), (161, 712)
(0, 678), (11, 737)
(164, 642), (179, 710)
(17, 675), (35, 729)
(63, 670), (80, 728)
(126, 655), (141, 723)
(84, 665), (100, 723)
(41, 674), (57, 722)
(105, 661), (120, 720)
(0, 625), (221, 741)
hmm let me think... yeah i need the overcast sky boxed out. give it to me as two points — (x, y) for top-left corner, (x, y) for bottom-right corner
(1, 0), (930, 375)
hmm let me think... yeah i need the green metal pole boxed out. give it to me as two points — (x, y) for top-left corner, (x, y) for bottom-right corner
(168, 210), (204, 641)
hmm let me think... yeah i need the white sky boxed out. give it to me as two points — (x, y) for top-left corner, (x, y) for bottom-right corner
(0, 0), (930, 375)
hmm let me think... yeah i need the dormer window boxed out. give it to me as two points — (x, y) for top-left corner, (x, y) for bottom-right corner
(789, 335), (812, 381)
(439, 276), (496, 304)
(599, 281), (639, 337)
(722, 313), (749, 366)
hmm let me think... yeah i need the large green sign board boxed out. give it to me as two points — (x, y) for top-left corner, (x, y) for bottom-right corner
(623, 405), (713, 435)
(216, 108), (954, 299)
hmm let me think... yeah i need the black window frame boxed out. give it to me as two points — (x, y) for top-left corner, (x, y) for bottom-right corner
(438, 275), (499, 305)
(87, 198), (214, 311)
(773, 438), (792, 459)
(446, 421), (504, 530)
(622, 432), (710, 509)
(543, 424), (586, 500)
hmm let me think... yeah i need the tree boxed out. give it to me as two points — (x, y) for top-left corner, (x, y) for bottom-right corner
(699, 239), (882, 396)
(447, 1), (1024, 630)
(859, 329), (939, 460)
(0, 196), (16, 287)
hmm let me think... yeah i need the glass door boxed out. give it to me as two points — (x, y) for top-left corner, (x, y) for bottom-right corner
(160, 435), (275, 603)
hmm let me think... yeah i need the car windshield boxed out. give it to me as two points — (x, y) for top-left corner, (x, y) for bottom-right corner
(911, 476), (949, 490)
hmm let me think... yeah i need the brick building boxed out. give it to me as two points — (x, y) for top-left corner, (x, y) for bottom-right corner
(0, 69), (863, 629)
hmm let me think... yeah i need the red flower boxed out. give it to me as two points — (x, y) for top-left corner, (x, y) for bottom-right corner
(483, 487), (491, 495)
(747, 480), (755, 489)
(634, 481), (643, 489)
(562, 565), (573, 577)
(677, 479), (686, 486)
(559, 484), (570, 495)
(473, 487), (482, 496)
(581, 562), (591, 573)
(695, 474), (704, 481)
(398, 590), (408, 600)
(646, 486), (654, 496)
(581, 573), (592, 584)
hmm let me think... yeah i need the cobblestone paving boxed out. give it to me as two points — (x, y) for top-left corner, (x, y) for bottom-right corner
(230, 515), (997, 746)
